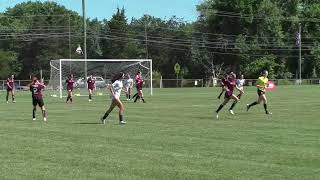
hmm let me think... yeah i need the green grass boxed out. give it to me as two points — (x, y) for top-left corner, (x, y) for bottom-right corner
(0, 86), (319, 180)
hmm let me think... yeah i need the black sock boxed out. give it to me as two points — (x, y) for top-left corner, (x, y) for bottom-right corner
(33, 109), (36, 118)
(89, 94), (92, 100)
(6, 94), (9, 101)
(229, 102), (237, 110)
(102, 112), (109, 120)
(218, 92), (223, 99)
(141, 97), (145, 103)
(119, 114), (123, 122)
(129, 95), (131, 99)
(132, 93), (138, 98)
(249, 101), (258, 107)
(264, 104), (268, 113)
(70, 97), (73, 103)
(216, 104), (224, 113)
(12, 95), (15, 101)
(134, 95), (140, 102)
(66, 96), (70, 102)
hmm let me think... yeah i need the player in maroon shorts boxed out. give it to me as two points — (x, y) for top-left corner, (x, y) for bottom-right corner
(133, 71), (146, 103)
(66, 74), (75, 103)
(30, 77), (47, 121)
(6, 75), (16, 103)
(87, 75), (95, 102)
(215, 72), (244, 119)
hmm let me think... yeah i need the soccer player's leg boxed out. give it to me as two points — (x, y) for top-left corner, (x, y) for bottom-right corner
(218, 88), (224, 99)
(11, 90), (15, 103)
(229, 95), (239, 115)
(247, 90), (261, 111)
(39, 99), (47, 121)
(140, 90), (146, 103)
(115, 98), (126, 124)
(101, 100), (117, 124)
(88, 89), (93, 101)
(261, 94), (271, 115)
(6, 90), (9, 103)
(215, 95), (230, 119)
(32, 98), (37, 120)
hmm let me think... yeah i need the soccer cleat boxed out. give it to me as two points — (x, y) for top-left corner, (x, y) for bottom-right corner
(43, 117), (47, 122)
(100, 117), (106, 124)
(6, 101), (8, 104)
(13, 100), (16, 103)
(266, 111), (272, 115)
(246, 104), (250, 111)
(229, 110), (235, 115)
(32, 118), (36, 121)
(215, 113), (219, 119)
(88, 99), (92, 102)
(119, 120), (126, 124)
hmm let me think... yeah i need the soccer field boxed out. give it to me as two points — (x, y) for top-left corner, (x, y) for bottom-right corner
(0, 86), (319, 180)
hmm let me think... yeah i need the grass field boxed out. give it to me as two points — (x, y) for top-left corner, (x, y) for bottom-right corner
(0, 86), (319, 180)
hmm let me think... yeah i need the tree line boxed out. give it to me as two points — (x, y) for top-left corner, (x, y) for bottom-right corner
(0, 0), (320, 80)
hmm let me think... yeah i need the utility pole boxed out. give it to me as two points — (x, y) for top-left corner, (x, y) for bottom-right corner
(145, 23), (148, 59)
(82, 0), (87, 78)
(299, 23), (302, 85)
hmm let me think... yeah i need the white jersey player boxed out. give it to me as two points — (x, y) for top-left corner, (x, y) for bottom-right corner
(101, 72), (126, 125)
(125, 74), (133, 100)
(236, 74), (245, 99)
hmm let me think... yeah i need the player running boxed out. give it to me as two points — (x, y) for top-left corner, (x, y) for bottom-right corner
(87, 75), (95, 102)
(246, 70), (272, 115)
(236, 74), (245, 99)
(133, 71), (146, 103)
(30, 76), (47, 121)
(215, 72), (244, 119)
(101, 72), (126, 125)
(125, 74), (133, 101)
(217, 74), (228, 99)
(6, 75), (16, 103)
(66, 74), (75, 103)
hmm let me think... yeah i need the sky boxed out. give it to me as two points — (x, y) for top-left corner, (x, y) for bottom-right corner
(0, 0), (202, 22)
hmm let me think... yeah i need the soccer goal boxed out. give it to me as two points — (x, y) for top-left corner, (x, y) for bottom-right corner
(49, 59), (153, 98)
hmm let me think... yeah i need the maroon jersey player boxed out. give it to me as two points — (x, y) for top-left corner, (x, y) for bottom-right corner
(30, 76), (47, 121)
(215, 72), (244, 119)
(217, 74), (229, 99)
(65, 74), (75, 103)
(133, 71), (146, 103)
(87, 75), (95, 101)
(6, 75), (16, 103)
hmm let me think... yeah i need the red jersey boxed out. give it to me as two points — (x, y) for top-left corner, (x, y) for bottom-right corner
(30, 82), (45, 99)
(87, 78), (95, 89)
(66, 78), (75, 90)
(224, 79), (236, 96)
(135, 75), (143, 87)
(7, 79), (14, 90)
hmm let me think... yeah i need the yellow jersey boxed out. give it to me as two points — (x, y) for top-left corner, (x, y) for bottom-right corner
(256, 76), (268, 92)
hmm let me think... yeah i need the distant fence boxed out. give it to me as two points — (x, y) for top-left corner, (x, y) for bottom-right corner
(0, 79), (320, 90)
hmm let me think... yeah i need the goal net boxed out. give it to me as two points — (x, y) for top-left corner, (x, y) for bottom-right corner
(49, 59), (153, 98)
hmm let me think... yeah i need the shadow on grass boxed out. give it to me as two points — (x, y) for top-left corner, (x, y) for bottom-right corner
(75, 122), (102, 125)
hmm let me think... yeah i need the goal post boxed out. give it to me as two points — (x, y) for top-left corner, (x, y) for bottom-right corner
(49, 59), (153, 98)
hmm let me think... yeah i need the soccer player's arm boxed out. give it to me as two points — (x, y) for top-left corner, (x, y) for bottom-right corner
(235, 86), (244, 94)
(7, 81), (12, 89)
(223, 85), (229, 92)
(108, 84), (115, 97)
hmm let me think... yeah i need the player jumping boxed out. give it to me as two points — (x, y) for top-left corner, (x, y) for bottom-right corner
(125, 74), (133, 101)
(66, 74), (75, 103)
(246, 70), (272, 115)
(215, 72), (244, 119)
(87, 75), (95, 102)
(30, 76), (47, 121)
(101, 72), (126, 125)
(6, 75), (16, 103)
